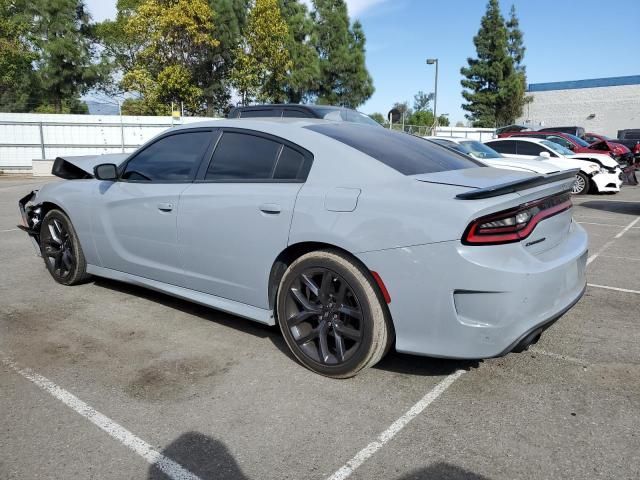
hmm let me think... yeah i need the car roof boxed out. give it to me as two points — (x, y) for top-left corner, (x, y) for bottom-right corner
(488, 137), (548, 144)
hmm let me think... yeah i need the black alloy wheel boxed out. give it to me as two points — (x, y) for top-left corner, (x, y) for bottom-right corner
(284, 267), (364, 365)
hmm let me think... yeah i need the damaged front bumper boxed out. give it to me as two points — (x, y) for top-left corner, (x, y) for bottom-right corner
(17, 190), (43, 256)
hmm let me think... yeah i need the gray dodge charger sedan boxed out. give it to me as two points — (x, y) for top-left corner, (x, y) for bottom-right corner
(18, 119), (588, 377)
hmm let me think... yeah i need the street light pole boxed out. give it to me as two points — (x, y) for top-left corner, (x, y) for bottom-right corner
(426, 58), (439, 132)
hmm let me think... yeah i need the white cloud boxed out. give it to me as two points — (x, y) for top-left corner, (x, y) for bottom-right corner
(302, 0), (389, 18)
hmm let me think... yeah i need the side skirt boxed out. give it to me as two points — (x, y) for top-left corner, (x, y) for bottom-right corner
(86, 265), (275, 326)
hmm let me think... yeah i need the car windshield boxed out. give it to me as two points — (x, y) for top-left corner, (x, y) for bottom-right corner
(457, 140), (502, 159)
(567, 134), (590, 147)
(540, 140), (573, 156)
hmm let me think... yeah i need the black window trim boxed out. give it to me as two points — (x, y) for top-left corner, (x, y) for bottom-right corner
(118, 127), (217, 184)
(195, 127), (314, 184)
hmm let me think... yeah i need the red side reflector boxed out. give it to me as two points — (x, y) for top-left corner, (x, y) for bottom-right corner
(371, 271), (391, 304)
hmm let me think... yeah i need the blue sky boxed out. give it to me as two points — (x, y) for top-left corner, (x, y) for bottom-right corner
(86, 0), (640, 123)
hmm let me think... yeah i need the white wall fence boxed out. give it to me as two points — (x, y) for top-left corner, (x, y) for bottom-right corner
(0, 113), (496, 172)
(0, 113), (213, 171)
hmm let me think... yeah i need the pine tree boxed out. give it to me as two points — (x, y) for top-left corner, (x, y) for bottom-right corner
(29, 0), (103, 113)
(0, 0), (38, 112)
(279, 0), (319, 103)
(312, 0), (373, 108)
(460, 0), (526, 127)
(201, 0), (249, 114)
(230, 0), (292, 104)
(504, 4), (530, 123)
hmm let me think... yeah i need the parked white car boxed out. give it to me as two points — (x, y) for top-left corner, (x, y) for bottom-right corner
(425, 137), (560, 174)
(484, 137), (622, 195)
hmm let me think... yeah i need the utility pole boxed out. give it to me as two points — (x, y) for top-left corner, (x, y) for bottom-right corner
(426, 58), (439, 134)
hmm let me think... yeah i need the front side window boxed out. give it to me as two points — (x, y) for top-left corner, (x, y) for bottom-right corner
(458, 140), (502, 159)
(205, 131), (311, 181)
(306, 123), (482, 175)
(546, 135), (574, 149)
(121, 131), (212, 182)
(540, 140), (573, 156)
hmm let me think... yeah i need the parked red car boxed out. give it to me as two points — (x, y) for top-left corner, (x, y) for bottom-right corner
(582, 133), (632, 158)
(499, 131), (613, 156)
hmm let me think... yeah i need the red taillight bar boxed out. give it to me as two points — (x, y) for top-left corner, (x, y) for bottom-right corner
(463, 193), (572, 246)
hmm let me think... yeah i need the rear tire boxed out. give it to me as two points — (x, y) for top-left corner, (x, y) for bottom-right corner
(276, 249), (393, 378)
(39, 209), (91, 285)
(572, 172), (589, 195)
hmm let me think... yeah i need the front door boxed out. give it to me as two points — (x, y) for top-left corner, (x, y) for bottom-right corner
(92, 129), (215, 285)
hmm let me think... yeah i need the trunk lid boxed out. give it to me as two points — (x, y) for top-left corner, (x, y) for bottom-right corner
(414, 167), (578, 255)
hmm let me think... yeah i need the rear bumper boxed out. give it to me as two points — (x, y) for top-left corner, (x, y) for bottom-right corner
(357, 222), (588, 359)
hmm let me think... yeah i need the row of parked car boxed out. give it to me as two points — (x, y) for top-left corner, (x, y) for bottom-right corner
(228, 104), (637, 195)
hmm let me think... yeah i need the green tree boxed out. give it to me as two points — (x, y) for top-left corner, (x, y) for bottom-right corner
(413, 91), (434, 112)
(368, 112), (385, 124)
(230, 0), (292, 104)
(460, 0), (526, 127)
(504, 4), (530, 123)
(279, 0), (319, 103)
(0, 0), (38, 111)
(120, 0), (219, 114)
(28, 0), (103, 113)
(312, 0), (374, 107)
(94, 0), (144, 96)
(199, 0), (249, 114)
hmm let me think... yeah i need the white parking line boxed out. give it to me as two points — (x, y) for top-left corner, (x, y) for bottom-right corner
(587, 283), (640, 295)
(1, 356), (202, 480)
(326, 370), (465, 480)
(0, 228), (19, 233)
(577, 222), (627, 228)
(587, 217), (640, 266)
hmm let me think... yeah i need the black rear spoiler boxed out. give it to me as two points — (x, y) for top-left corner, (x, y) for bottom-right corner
(455, 169), (579, 200)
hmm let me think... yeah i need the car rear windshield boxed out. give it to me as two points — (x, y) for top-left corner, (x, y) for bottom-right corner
(305, 123), (483, 175)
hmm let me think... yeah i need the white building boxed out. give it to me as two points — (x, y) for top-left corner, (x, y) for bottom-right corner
(517, 75), (640, 137)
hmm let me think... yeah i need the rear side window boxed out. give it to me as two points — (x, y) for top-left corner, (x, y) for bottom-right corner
(205, 131), (311, 181)
(624, 131), (640, 140)
(305, 123), (481, 175)
(239, 109), (282, 118)
(121, 131), (212, 182)
(282, 109), (315, 118)
(486, 140), (517, 155)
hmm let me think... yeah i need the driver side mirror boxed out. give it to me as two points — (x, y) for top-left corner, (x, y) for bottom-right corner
(94, 163), (118, 181)
(539, 151), (551, 158)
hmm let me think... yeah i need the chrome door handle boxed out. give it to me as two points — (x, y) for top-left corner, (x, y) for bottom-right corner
(157, 202), (174, 212)
(259, 203), (281, 214)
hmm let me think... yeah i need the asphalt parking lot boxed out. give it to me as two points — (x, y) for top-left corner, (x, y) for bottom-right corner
(1, 176), (639, 480)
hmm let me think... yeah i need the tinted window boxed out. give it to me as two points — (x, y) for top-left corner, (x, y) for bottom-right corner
(516, 141), (547, 156)
(206, 132), (281, 180)
(122, 131), (211, 182)
(273, 146), (308, 179)
(240, 109), (282, 118)
(306, 123), (482, 175)
(623, 131), (640, 140)
(282, 109), (315, 118)
(486, 140), (518, 155)
(546, 135), (573, 149)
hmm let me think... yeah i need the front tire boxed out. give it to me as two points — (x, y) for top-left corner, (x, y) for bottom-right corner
(39, 209), (90, 285)
(276, 250), (392, 378)
(572, 172), (589, 195)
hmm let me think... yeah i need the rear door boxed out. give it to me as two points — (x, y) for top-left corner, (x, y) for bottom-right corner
(92, 129), (214, 285)
(177, 129), (313, 308)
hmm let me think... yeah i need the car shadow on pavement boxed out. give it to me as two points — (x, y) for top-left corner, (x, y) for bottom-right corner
(149, 432), (490, 480)
(578, 199), (640, 216)
(94, 278), (471, 377)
